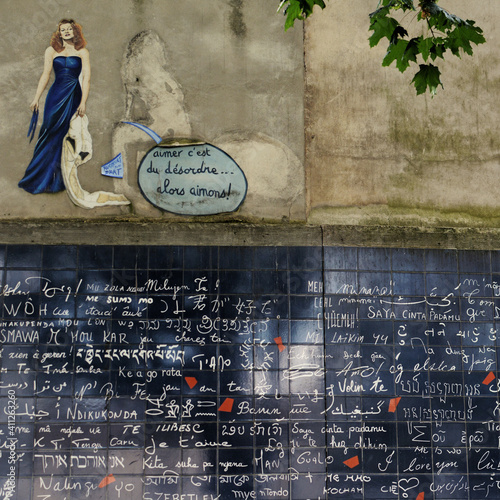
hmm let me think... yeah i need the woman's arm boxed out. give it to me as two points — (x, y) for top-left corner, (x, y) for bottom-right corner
(30, 47), (55, 112)
(77, 48), (91, 116)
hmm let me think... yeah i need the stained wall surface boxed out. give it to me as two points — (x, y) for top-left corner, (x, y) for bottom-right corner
(305, 1), (500, 228)
(1, 0), (305, 221)
(1, 1), (499, 231)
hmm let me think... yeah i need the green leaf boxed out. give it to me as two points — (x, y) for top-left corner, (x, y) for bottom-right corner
(418, 37), (433, 62)
(371, 0), (415, 15)
(395, 0), (415, 10)
(369, 4), (392, 20)
(429, 43), (446, 61)
(390, 25), (409, 45)
(398, 37), (419, 72)
(411, 64), (443, 96)
(418, 36), (446, 62)
(283, 1), (303, 30)
(382, 33), (420, 73)
(369, 16), (400, 47)
(383, 39), (408, 68)
(279, 0), (329, 29)
(445, 22), (485, 57)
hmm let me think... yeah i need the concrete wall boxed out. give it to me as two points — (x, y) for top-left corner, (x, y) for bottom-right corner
(1, 0), (305, 221)
(305, 0), (500, 229)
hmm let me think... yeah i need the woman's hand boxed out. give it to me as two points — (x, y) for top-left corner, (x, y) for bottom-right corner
(77, 102), (86, 117)
(30, 99), (39, 112)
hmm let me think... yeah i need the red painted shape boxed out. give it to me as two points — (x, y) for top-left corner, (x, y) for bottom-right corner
(99, 474), (116, 488)
(274, 336), (286, 352)
(343, 456), (360, 469)
(185, 377), (198, 389)
(483, 372), (496, 385)
(388, 397), (401, 413)
(416, 492), (425, 500)
(218, 398), (234, 412)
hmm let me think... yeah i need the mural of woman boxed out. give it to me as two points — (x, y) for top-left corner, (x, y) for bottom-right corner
(19, 19), (90, 194)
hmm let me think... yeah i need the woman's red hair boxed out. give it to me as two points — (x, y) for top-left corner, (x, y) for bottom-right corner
(50, 19), (87, 52)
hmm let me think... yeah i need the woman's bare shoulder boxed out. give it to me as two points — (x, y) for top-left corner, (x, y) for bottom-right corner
(43, 46), (57, 64)
(45, 46), (57, 56)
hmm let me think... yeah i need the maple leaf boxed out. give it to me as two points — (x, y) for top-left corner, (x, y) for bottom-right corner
(411, 64), (443, 96)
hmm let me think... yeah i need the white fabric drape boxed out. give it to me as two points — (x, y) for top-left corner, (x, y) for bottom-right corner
(61, 115), (130, 209)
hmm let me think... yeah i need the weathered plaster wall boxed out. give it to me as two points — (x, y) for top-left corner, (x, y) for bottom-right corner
(2, 1), (499, 235)
(305, 0), (500, 228)
(0, 0), (305, 221)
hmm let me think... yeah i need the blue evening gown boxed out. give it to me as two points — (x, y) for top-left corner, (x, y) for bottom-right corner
(19, 56), (82, 194)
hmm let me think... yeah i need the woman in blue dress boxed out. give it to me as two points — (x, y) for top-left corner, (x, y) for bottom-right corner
(19, 19), (91, 194)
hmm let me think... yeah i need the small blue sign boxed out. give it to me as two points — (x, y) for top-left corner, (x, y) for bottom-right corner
(101, 153), (124, 178)
(137, 142), (247, 215)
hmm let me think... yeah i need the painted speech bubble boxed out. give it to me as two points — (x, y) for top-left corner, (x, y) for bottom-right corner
(137, 141), (247, 216)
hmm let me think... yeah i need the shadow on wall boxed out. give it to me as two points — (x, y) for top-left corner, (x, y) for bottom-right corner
(112, 30), (305, 220)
